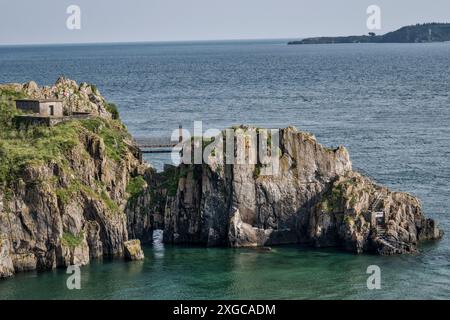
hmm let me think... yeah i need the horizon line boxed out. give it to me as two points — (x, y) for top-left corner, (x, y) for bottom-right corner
(0, 37), (299, 48)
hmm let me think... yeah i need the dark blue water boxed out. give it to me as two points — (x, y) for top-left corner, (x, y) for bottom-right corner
(0, 40), (449, 299)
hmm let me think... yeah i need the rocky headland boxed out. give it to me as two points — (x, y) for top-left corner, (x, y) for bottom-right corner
(151, 127), (442, 254)
(0, 78), (148, 278)
(288, 23), (450, 45)
(0, 79), (443, 279)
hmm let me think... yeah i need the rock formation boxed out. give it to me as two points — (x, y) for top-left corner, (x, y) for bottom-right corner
(0, 80), (444, 278)
(155, 126), (443, 254)
(124, 239), (145, 261)
(0, 79), (146, 278)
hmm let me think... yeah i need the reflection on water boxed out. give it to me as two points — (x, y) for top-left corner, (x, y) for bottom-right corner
(152, 229), (165, 259)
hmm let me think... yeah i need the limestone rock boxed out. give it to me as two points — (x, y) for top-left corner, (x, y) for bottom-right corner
(85, 221), (103, 259)
(125, 168), (163, 244)
(4, 77), (113, 118)
(0, 78), (145, 278)
(0, 238), (14, 278)
(228, 208), (267, 247)
(159, 126), (442, 255)
(124, 239), (144, 261)
(23, 81), (39, 96)
(11, 253), (37, 272)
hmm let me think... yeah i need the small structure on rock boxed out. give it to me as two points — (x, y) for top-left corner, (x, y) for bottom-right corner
(14, 99), (92, 127)
(15, 99), (64, 117)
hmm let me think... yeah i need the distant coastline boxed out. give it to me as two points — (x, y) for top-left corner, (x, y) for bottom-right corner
(288, 23), (450, 45)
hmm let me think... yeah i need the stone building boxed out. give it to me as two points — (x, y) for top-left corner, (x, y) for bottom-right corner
(15, 99), (64, 117)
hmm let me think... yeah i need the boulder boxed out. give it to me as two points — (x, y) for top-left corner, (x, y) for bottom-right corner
(228, 208), (266, 247)
(124, 240), (144, 261)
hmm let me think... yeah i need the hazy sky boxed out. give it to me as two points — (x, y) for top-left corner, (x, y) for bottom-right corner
(1, 0), (449, 45)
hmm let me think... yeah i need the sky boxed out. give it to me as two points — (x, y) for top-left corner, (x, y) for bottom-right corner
(0, 0), (449, 45)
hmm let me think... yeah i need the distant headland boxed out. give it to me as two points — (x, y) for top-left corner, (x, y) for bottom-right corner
(288, 23), (450, 45)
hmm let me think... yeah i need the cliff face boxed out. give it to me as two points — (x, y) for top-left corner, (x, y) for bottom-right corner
(0, 80), (444, 278)
(159, 127), (442, 254)
(0, 79), (148, 278)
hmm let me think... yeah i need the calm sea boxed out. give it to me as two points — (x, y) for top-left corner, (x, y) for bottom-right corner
(0, 40), (449, 299)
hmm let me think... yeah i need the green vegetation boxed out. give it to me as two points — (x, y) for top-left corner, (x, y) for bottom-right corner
(106, 103), (120, 120)
(318, 176), (363, 214)
(349, 194), (359, 207)
(253, 164), (261, 179)
(0, 87), (26, 127)
(56, 182), (81, 205)
(320, 199), (333, 214)
(81, 117), (130, 162)
(318, 182), (345, 214)
(0, 116), (81, 188)
(56, 179), (119, 214)
(126, 176), (147, 199)
(101, 191), (119, 213)
(0, 86), (132, 217)
(343, 215), (355, 225)
(90, 84), (98, 94)
(289, 23), (450, 45)
(61, 231), (84, 249)
(160, 166), (180, 197)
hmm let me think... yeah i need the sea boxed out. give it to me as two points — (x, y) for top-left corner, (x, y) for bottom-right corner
(0, 40), (449, 299)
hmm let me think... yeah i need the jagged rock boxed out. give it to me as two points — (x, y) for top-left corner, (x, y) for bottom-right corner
(0, 79), (146, 278)
(228, 208), (267, 247)
(57, 237), (90, 267)
(124, 239), (144, 261)
(159, 126), (442, 254)
(13, 77), (112, 118)
(1, 77), (444, 279)
(85, 221), (103, 259)
(418, 218), (442, 240)
(23, 81), (39, 96)
(125, 169), (163, 244)
(0, 238), (14, 278)
(11, 253), (37, 272)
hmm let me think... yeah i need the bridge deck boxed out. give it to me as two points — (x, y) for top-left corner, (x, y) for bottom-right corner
(135, 137), (181, 153)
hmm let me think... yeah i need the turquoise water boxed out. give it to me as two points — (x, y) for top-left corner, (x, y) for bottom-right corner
(0, 238), (447, 299)
(0, 40), (449, 299)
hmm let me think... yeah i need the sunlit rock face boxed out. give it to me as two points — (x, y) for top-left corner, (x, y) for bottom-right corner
(159, 126), (442, 254)
(0, 79), (148, 278)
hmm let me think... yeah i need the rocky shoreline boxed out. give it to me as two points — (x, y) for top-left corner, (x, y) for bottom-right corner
(139, 127), (443, 254)
(0, 79), (443, 279)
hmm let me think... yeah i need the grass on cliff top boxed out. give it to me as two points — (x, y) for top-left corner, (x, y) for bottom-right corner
(0, 86), (133, 220)
(81, 117), (130, 162)
(0, 88), (131, 188)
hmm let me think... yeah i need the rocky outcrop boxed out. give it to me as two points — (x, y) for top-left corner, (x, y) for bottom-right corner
(0, 79), (149, 278)
(124, 239), (144, 261)
(0, 79), (444, 278)
(24, 77), (113, 118)
(159, 126), (442, 254)
(0, 238), (14, 278)
(308, 171), (443, 254)
(125, 168), (166, 244)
